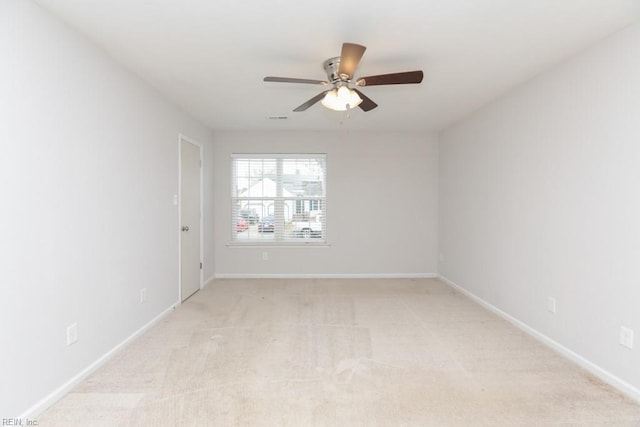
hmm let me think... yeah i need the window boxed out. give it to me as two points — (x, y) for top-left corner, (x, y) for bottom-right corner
(231, 154), (326, 244)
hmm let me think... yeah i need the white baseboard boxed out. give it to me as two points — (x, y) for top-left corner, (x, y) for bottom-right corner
(214, 273), (438, 279)
(19, 302), (179, 419)
(203, 275), (216, 287)
(438, 275), (640, 403)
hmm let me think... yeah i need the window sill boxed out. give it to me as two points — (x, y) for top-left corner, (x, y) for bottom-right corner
(226, 241), (330, 248)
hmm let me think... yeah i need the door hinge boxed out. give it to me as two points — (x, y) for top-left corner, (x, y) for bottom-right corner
(200, 262), (203, 269)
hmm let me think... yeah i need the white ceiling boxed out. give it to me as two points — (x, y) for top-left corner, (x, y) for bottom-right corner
(35, 0), (640, 132)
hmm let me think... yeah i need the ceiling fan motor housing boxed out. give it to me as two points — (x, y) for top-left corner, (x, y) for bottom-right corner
(323, 57), (347, 83)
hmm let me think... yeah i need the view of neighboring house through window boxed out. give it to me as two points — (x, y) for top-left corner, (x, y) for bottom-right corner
(231, 154), (326, 243)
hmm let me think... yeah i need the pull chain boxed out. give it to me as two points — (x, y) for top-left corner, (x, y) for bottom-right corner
(340, 104), (352, 125)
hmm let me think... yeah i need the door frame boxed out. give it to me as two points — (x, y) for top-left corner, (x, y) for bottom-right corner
(178, 133), (203, 303)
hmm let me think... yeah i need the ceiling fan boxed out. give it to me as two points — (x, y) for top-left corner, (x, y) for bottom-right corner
(263, 42), (423, 113)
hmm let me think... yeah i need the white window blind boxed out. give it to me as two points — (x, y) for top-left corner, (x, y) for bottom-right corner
(231, 154), (327, 244)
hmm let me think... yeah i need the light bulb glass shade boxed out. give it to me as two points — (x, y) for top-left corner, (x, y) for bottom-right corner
(321, 86), (362, 111)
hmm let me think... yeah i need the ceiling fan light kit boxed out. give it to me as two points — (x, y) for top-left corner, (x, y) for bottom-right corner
(321, 85), (363, 111)
(264, 42), (423, 113)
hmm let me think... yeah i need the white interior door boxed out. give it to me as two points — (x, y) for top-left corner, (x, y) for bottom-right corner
(180, 138), (201, 301)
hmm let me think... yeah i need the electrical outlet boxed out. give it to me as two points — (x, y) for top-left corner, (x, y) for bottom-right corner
(66, 323), (78, 346)
(620, 326), (634, 349)
(140, 288), (147, 303)
(262, 251), (269, 261)
(439, 253), (444, 263)
(547, 297), (556, 314)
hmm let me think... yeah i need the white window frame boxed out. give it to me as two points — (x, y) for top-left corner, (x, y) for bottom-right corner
(230, 154), (327, 245)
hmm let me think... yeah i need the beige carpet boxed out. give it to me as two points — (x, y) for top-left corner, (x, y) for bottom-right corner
(39, 278), (640, 426)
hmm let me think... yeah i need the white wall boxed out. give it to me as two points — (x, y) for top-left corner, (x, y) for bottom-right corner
(213, 130), (438, 277)
(439, 23), (640, 393)
(0, 1), (214, 416)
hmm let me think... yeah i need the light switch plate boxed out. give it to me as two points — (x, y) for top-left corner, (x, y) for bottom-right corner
(66, 323), (78, 346)
(620, 326), (634, 349)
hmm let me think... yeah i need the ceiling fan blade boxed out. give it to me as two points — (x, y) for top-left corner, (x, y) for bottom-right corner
(338, 43), (366, 79)
(356, 70), (423, 86)
(353, 89), (378, 112)
(293, 91), (330, 112)
(264, 76), (329, 85)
